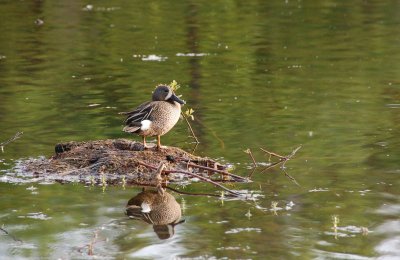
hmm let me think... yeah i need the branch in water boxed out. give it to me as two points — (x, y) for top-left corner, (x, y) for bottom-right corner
(137, 161), (242, 197)
(0, 132), (23, 152)
(259, 145), (302, 186)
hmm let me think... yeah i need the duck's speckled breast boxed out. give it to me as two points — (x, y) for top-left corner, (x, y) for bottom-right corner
(146, 101), (182, 136)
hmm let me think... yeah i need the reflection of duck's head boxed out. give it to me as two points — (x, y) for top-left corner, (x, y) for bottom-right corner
(126, 188), (183, 239)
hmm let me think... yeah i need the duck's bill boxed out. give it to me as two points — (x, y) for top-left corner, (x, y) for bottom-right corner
(170, 94), (186, 105)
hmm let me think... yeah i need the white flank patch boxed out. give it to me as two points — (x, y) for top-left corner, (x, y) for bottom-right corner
(140, 120), (152, 131)
(141, 202), (151, 213)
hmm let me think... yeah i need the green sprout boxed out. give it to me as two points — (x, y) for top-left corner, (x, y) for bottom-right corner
(122, 175), (126, 190)
(169, 80), (180, 91)
(271, 201), (279, 215)
(184, 108), (195, 120)
(220, 191), (225, 205)
(101, 173), (107, 192)
(332, 215), (339, 230)
(245, 209), (252, 219)
(90, 176), (95, 186)
(332, 215), (339, 239)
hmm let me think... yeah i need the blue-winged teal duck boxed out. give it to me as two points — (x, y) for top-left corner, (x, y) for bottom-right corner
(121, 85), (185, 149)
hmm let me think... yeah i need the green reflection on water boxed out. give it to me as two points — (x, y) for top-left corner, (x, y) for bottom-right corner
(1, 0), (400, 259)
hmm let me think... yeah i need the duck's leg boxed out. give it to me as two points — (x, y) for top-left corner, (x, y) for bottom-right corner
(156, 135), (161, 150)
(142, 136), (148, 149)
(156, 135), (167, 150)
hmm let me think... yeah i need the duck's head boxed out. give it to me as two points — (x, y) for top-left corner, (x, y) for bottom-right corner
(152, 85), (185, 105)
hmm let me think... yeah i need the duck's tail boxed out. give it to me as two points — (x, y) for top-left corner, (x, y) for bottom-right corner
(123, 125), (140, 133)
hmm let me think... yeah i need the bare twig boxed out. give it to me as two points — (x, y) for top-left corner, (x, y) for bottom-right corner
(260, 145), (302, 164)
(282, 145), (302, 168)
(166, 186), (229, 198)
(247, 168), (256, 179)
(259, 145), (302, 185)
(185, 162), (248, 182)
(244, 149), (257, 168)
(190, 142), (199, 154)
(137, 161), (242, 197)
(166, 156), (247, 182)
(0, 132), (23, 152)
(244, 148), (257, 179)
(173, 157), (227, 170)
(287, 145), (302, 159)
(181, 112), (199, 144)
(259, 147), (286, 160)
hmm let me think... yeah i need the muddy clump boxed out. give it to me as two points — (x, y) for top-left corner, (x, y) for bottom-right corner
(16, 139), (228, 186)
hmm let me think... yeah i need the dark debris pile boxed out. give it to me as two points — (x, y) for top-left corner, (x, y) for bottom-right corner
(16, 139), (233, 186)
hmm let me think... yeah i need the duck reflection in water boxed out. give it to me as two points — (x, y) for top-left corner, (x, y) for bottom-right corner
(125, 186), (184, 240)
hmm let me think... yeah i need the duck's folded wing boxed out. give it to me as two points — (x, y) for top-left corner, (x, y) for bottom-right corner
(122, 102), (154, 125)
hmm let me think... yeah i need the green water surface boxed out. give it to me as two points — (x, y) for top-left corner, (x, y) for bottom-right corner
(1, 1), (400, 259)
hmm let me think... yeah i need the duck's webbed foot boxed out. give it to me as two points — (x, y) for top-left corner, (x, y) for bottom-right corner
(156, 135), (168, 150)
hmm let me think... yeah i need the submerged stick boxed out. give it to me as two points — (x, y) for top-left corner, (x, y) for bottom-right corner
(0, 132), (23, 152)
(244, 149), (257, 168)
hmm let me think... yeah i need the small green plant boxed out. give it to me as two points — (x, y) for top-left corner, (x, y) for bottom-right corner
(220, 191), (225, 205)
(245, 209), (252, 219)
(332, 215), (339, 239)
(101, 173), (107, 192)
(90, 176), (95, 186)
(169, 80), (180, 91)
(332, 215), (339, 230)
(271, 201), (279, 215)
(122, 175), (126, 190)
(184, 108), (195, 120)
(361, 226), (369, 236)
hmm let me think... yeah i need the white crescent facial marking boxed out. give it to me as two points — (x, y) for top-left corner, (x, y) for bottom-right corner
(140, 120), (152, 131)
(165, 90), (173, 100)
